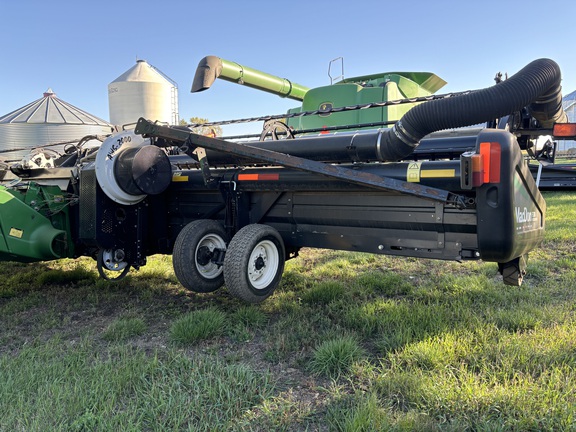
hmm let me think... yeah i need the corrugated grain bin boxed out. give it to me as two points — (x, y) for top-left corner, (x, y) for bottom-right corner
(108, 59), (179, 127)
(0, 89), (113, 160)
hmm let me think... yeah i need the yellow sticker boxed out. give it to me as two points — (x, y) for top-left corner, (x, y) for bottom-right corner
(420, 169), (456, 178)
(9, 228), (23, 238)
(172, 174), (189, 182)
(407, 162), (421, 182)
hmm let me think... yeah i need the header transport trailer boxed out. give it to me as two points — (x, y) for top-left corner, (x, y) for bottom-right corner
(0, 58), (572, 303)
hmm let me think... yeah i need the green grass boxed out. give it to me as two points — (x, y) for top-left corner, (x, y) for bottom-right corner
(0, 191), (575, 430)
(169, 307), (227, 345)
(102, 317), (147, 341)
(0, 339), (273, 431)
(309, 335), (365, 378)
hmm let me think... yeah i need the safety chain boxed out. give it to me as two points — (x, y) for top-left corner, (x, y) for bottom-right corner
(186, 90), (473, 128)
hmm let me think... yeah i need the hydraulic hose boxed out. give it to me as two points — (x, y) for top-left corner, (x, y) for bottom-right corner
(378, 58), (567, 161)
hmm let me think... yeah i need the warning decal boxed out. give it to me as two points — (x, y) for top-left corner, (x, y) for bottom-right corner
(407, 162), (421, 182)
(9, 228), (23, 238)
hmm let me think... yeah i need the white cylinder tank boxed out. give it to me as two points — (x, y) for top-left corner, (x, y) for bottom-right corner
(108, 59), (179, 127)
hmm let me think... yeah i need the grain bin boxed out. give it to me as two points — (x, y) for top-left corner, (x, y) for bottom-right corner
(0, 89), (113, 160)
(108, 60), (179, 127)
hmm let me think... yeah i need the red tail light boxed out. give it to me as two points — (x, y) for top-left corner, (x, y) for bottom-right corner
(479, 142), (501, 184)
(553, 123), (576, 138)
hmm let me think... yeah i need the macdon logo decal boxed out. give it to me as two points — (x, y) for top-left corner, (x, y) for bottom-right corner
(515, 206), (537, 224)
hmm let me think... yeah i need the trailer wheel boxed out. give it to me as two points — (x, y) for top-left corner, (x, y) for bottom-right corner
(97, 248), (130, 281)
(172, 220), (228, 293)
(224, 224), (285, 303)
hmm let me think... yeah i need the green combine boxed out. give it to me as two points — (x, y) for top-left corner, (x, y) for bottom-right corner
(192, 55), (447, 131)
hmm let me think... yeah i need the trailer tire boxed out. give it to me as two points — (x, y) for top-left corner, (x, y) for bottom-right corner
(224, 224), (285, 304)
(172, 220), (228, 293)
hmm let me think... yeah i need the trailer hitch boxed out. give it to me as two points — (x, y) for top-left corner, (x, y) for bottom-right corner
(135, 118), (467, 208)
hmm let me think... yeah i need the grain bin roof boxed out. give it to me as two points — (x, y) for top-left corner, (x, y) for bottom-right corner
(0, 89), (111, 126)
(110, 59), (175, 85)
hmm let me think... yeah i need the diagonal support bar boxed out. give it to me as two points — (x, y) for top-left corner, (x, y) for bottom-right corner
(134, 118), (465, 207)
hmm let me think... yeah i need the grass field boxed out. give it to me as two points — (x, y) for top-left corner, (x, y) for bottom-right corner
(0, 191), (575, 431)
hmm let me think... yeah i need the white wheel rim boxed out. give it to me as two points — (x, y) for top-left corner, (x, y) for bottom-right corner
(247, 239), (279, 290)
(195, 233), (226, 279)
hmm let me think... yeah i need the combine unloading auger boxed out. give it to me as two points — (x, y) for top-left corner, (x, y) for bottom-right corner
(192, 55), (310, 101)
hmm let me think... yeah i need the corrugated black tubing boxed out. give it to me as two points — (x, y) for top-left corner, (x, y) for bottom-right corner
(379, 58), (567, 161)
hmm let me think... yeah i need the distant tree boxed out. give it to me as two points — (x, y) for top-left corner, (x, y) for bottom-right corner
(180, 117), (223, 137)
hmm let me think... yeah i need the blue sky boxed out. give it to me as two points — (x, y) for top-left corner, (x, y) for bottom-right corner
(2, 0), (576, 136)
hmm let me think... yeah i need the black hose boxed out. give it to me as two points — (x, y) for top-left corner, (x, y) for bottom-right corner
(378, 58), (567, 161)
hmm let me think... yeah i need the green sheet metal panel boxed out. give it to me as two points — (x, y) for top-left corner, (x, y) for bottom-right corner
(287, 72), (446, 131)
(0, 185), (70, 262)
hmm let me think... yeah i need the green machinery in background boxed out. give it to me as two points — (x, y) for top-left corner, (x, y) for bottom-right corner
(192, 55), (447, 131)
